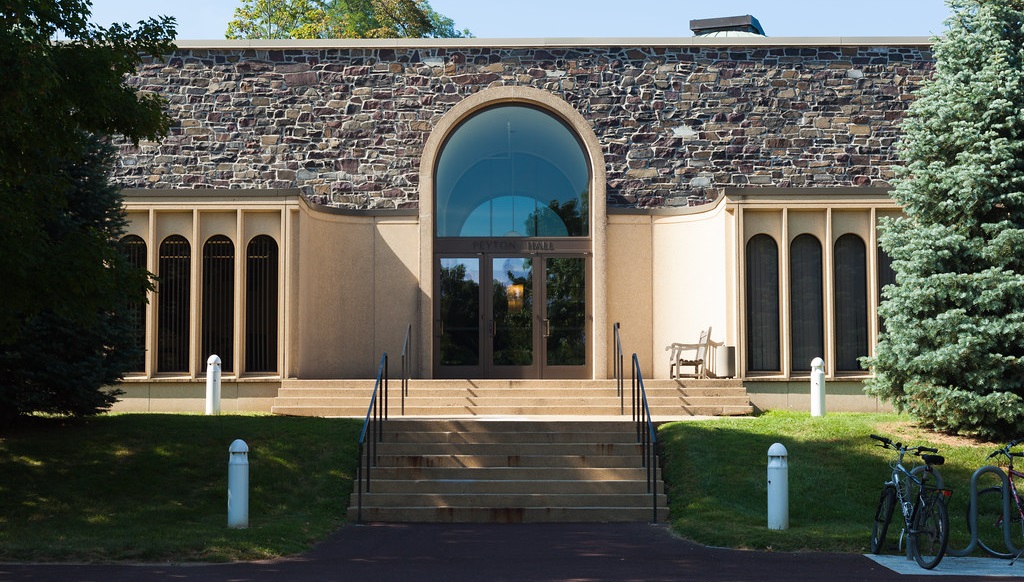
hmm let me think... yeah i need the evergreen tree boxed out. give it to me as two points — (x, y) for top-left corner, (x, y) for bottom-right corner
(0, 0), (174, 423)
(864, 0), (1024, 438)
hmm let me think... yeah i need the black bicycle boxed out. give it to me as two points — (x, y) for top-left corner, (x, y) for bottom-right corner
(869, 434), (951, 569)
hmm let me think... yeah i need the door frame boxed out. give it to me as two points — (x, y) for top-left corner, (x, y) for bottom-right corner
(433, 239), (592, 379)
(418, 86), (608, 380)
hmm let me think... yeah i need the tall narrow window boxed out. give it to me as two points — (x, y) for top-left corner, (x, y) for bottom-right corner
(158, 235), (190, 373)
(119, 235), (147, 373)
(790, 234), (824, 372)
(835, 234), (868, 372)
(246, 235), (278, 373)
(203, 235), (235, 373)
(746, 234), (780, 372)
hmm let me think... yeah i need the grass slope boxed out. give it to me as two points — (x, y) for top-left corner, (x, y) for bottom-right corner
(0, 414), (361, 562)
(659, 410), (1000, 553)
(0, 410), (1012, 562)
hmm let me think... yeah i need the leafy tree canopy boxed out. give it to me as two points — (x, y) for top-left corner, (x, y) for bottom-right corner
(0, 0), (175, 422)
(226, 0), (471, 39)
(864, 0), (1024, 438)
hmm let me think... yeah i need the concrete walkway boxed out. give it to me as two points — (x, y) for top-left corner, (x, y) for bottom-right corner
(1, 523), (1018, 582)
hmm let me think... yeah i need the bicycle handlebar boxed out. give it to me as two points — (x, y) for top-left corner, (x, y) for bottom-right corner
(869, 434), (939, 456)
(987, 438), (1024, 460)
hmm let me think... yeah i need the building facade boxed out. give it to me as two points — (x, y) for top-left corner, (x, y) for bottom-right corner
(111, 33), (933, 412)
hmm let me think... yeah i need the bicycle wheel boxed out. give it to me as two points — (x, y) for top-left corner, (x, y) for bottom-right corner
(969, 486), (1018, 558)
(911, 493), (949, 569)
(871, 485), (897, 554)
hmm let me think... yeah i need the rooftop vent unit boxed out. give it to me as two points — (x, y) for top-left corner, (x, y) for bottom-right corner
(689, 15), (766, 37)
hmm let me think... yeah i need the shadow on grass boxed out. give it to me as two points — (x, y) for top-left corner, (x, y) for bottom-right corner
(0, 414), (362, 563)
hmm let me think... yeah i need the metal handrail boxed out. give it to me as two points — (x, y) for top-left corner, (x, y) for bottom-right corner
(614, 322), (624, 415)
(632, 352), (659, 523)
(355, 352), (388, 523)
(400, 323), (411, 415)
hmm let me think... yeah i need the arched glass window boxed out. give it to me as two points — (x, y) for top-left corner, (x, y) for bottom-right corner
(790, 234), (824, 372)
(835, 234), (868, 371)
(158, 235), (190, 373)
(435, 105), (589, 238)
(246, 235), (278, 373)
(746, 234), (780, 372)
(203, 235), (234, 373)
(119, 235), (147, 372)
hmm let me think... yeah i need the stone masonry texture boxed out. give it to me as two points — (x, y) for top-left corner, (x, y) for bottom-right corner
(115, 42), (934, 209)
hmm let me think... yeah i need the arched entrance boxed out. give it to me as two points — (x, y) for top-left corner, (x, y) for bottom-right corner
(423, 93), (603, 380)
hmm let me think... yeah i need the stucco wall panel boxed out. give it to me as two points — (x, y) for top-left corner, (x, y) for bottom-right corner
(651, 201), (729, 378)
(606, 215), (654, 374)
(295, 211), (377, 377)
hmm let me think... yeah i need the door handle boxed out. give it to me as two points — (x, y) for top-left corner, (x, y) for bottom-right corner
(543, 318), (550, 338)
(490, 319), (496, 337)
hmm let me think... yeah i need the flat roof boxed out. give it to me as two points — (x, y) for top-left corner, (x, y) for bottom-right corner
(170, 36), (934, 50)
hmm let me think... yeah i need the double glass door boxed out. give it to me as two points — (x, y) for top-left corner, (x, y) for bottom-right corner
(436, 254), (589, 379)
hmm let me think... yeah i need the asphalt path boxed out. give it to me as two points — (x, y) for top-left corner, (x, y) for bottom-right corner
(1, 523), (1019, 582)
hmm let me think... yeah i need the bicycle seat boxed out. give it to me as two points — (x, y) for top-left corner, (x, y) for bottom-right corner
(922, 454), (944, 466)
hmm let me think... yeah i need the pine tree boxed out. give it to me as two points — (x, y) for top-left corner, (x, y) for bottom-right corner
(864, 0), (1024, 438)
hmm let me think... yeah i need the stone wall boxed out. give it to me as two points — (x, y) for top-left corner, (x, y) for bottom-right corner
(117, 41), (934, 209)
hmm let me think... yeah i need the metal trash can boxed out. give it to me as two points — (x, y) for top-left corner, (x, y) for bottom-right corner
(715, 345), (736, 378)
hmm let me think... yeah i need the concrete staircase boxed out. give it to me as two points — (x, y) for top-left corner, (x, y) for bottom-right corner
(272, 379), (752, 418)
(347, 419), (668, 523)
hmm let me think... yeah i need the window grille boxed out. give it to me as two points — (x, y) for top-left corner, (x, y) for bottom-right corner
(746, 234), (780, 372)
(835, 234), (868, 371)
(246, 235), (278, 373)
(202, 235), (234, 373)
(119, 235), (147, 372)
(790, 234), (824, 372)
(158, 235), (191, 373)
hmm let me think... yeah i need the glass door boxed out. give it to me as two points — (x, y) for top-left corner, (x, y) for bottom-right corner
(542, 256), (587, 378)
(489, 256), (537, 378)
(435, 253), (589, 379)
(437, 257), (482, 376)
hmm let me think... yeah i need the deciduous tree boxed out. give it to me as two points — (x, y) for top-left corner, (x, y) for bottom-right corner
(0, 0), (175, 422)
(226, 0), (470, 39)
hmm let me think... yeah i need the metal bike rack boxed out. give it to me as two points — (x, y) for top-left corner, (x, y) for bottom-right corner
(947, 465), (1018, 558)
(895, 466), (947, 560)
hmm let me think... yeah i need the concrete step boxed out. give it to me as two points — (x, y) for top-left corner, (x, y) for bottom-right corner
(273, 405), (752, 417)
(272, 378), (753, 418)
(351, 492), (667, 508)
(348, 419), (668, 524)
(375, 453), (643, 468)
(362, 465), (659, 481)
(366, 479), (665, 495)
(376, 430), (641, 444)
(373, 442), (645, 456)
(348, 506), (669, 523)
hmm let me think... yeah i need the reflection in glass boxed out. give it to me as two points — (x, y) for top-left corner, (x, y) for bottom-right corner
(439, 258), (480, 366)
(436, 105), (589, 238)
(546, 257), (586, 366)
(492, 257), (533, 366)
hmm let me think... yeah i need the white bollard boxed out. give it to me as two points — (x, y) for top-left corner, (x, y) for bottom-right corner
(810, 357), (825, 417)
(205, 355), (222, 416)
(767, 442), (789, 530)
(228, 439), (249, 529)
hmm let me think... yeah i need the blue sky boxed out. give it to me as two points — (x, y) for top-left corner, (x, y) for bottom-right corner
(86, 0), (951, 40)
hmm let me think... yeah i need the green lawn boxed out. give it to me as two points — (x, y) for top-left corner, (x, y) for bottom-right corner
(659, 410), (1001, 553)
(0, 414), (361, 562)
(0, 410), (1010, 562)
